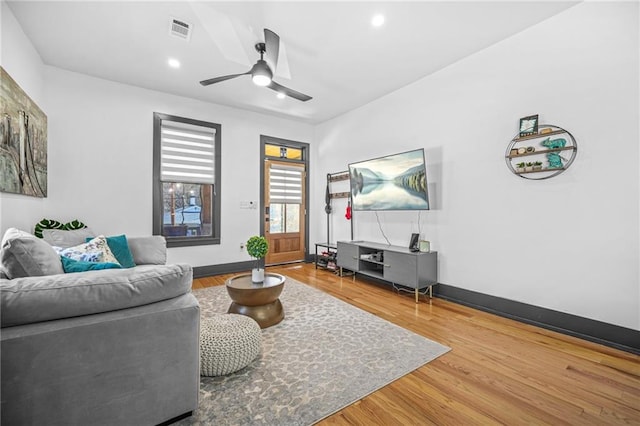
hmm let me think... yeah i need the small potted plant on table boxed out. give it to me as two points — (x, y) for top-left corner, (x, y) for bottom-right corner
(247, 235), (269, 283)
(515, 162), (526, 173)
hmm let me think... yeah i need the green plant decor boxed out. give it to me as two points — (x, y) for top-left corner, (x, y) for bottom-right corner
(247, 236), (269, 269)
(34, 218), (87, 238)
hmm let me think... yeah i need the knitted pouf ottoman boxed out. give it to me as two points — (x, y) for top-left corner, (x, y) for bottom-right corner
(200, 314), (262, 377)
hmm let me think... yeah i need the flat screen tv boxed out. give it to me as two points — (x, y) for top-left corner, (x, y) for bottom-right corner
(348, 148), (429, 211)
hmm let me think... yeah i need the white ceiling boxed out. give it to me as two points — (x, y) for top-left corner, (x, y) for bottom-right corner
(8, 1), (578, 124)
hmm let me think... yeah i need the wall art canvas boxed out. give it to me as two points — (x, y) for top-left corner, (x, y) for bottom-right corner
(0, 66), (47, 197)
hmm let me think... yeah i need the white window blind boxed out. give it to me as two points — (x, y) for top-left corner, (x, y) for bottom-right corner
(269, 163), (304, 204)
(160, 122), (216, 184)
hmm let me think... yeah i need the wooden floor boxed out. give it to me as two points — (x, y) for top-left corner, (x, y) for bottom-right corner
(193, 263), (640, 425)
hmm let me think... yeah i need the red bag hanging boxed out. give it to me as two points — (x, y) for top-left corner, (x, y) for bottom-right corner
(345, 200), (352, 220)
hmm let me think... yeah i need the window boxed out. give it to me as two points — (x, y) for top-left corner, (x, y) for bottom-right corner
(153, 113), (221, 247)
(264, 143), (302, 160)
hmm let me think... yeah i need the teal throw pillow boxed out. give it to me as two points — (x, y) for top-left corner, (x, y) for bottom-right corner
(61, 256), (122, 273)
(85, 234), (136, 268)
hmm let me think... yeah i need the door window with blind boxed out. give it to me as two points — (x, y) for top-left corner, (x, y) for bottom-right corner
(153, 113), (221, 247)
(269, 163), (304, 234)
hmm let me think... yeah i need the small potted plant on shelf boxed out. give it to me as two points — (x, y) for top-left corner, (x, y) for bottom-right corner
(525, 162), (534, 172)
(516, 162), (526, 173)
(246, 235), (269, 283)
(533, 161), (543, 171)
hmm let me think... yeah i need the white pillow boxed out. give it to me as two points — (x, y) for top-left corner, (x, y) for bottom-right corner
(42, 227), (95, 248)
(57, 235), (121, 265)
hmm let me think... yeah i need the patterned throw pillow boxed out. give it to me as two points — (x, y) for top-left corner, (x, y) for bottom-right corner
(34, 219), (87, 238)
(84, 234), (136, 268)
(34, 219), (64, 239)
(58, 250), (104, 263)
(56, 236), (121, 265)
(63, 220), (86, 230)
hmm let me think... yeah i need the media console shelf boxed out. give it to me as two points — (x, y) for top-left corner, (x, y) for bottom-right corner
(337, 241), (437, 303)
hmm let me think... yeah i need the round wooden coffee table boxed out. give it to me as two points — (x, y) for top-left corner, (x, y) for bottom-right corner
(225, 273), (285, 328)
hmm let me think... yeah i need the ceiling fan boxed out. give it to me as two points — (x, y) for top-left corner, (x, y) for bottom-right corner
(199, 28), (312, 102)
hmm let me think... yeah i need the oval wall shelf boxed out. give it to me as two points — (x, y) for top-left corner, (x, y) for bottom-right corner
(505, 124), (577, 180)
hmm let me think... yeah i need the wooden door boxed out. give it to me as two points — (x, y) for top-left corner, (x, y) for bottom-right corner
(264, 160), (306, 265)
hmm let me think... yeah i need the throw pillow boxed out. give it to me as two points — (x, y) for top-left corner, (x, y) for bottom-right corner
(85, 234), (136, 268)
(43, 227), (95, 248)
(57, 236), (121, 266)
(63, 219), (86, 230)
(34, 219), (64, 239)
(55, 249), (104, 263)
(127, 236), (167, 265)
(60, 256), (122, 273)
(0, 228), (65, 279)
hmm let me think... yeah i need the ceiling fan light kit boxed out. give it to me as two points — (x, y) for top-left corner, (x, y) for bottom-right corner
(200, 28), (312, 102)
(251, 58), (273, 86)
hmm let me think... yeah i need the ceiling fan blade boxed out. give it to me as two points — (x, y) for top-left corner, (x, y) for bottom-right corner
(264, 28), (280, 73)
(199, 72), (249, 86)
(267, 80), (312, 102)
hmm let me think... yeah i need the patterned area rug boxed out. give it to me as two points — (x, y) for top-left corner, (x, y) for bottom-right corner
(178, 277), (450, 426)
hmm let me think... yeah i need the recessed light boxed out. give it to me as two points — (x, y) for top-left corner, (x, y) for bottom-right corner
(371, 14), (385, 27)
(168, 58), (181, 69)
(276, 93), (286, 99)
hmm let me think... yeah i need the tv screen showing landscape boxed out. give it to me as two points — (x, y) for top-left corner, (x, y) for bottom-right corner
(348, 149), (430, 211)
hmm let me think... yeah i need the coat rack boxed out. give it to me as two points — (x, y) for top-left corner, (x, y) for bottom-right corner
(325, 171), (352, 244)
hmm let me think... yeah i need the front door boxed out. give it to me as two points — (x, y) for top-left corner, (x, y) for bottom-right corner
(264, 159), (306, 265)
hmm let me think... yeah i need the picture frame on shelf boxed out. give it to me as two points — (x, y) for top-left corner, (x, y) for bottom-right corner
(519, 114), (538, 137)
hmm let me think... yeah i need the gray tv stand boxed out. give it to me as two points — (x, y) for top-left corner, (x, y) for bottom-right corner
(336, 241), (438, 303)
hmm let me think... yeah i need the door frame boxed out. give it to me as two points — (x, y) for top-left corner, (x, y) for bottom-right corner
(259, 135), (310, 265)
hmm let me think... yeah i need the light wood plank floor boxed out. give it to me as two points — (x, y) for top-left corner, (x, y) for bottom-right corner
(193, 263), (640, 425)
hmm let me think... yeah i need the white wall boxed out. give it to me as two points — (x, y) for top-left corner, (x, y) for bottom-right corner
(1, 1), (313, 266)
(0, 1), (47, 232)
(3, 1), (637, 330)
(314, 2), (640, 330)
(42, 67), (313, 266)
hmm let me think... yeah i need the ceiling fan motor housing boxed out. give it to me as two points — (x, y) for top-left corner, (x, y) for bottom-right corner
(255, 42), (266, 54)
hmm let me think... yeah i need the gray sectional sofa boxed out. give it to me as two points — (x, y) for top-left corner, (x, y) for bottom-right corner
(0, 230), (200, 425)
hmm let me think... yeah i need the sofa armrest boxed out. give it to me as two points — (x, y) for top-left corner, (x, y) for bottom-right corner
(1, 292), (200, 425)
(127, 236), (167, 265)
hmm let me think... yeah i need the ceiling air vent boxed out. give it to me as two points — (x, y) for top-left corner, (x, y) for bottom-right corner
(169, 17), (192, 41)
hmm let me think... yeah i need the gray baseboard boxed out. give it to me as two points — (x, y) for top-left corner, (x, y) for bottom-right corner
(191, 264), (639, 355)
(192, 261), (254, 279)
(434, 283), (640, 355)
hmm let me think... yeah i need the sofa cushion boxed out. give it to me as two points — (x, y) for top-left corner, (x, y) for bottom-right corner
(0, 263), (193, 327)
(0, 228), (64, 279)
(42, 227), (96, 248)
